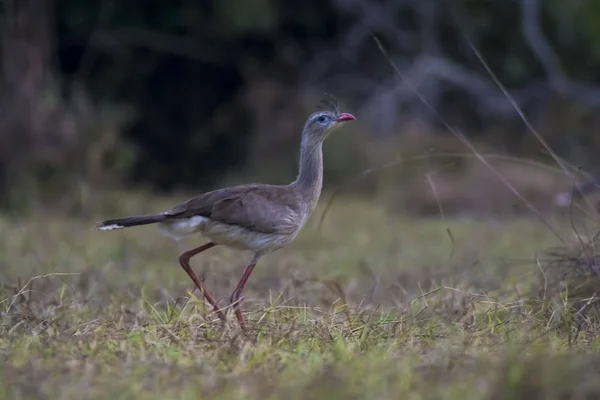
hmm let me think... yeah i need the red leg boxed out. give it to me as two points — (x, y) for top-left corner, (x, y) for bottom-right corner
(178, 242), (226, 321)
(229, 261), (258, 331)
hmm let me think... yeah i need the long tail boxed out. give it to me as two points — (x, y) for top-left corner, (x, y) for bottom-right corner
(95, 214), (168, 231)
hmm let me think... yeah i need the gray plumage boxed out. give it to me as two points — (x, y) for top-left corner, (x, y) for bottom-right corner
(97, 108), (354, 251)
(96, 100), (356, 331)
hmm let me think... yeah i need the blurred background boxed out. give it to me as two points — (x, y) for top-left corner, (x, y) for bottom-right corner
(3, 0), (600, 217)
(8, 3), (600, 397)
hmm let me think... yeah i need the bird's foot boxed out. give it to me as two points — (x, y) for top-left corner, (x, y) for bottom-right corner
(228, 294), (244, 309)
(219, 312), (252, 342)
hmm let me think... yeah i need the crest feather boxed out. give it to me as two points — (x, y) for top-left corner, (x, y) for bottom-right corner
(317, 93), (340, 115)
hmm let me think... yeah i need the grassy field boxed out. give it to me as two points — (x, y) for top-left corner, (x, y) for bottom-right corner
(1, 192), (600, 399)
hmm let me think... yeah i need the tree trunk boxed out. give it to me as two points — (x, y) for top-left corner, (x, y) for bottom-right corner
(0, 0), (62, 205)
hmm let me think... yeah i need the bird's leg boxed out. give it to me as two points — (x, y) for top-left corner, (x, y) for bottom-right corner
(229, 255), (260, 331)
(178, 242), (226, 321)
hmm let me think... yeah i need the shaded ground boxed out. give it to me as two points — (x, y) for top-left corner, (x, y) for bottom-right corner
(1, 192), (600, 399)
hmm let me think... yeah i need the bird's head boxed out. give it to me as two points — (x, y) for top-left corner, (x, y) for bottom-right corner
(302, 95), (356, 143)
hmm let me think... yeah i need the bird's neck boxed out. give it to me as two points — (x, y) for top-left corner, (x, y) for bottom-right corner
(292, 137), (323, 213)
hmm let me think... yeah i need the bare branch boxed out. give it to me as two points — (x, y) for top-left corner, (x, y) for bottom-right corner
(520, 0), (600, 106)
(521, 0), (565, 81)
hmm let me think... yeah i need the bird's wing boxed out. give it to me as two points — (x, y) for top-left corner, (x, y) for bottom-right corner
(164, 185), (304, 235)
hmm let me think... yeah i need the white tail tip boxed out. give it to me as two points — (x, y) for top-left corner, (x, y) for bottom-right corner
(97, 224), (124, 231)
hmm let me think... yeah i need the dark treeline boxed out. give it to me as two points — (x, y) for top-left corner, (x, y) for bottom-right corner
(2, 0), (600, 207)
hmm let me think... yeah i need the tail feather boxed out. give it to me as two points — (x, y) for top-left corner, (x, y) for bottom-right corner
(96, 214), (167, 230)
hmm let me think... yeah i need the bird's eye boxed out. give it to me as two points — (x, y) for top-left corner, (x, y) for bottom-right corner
(316, 115), (328, 123)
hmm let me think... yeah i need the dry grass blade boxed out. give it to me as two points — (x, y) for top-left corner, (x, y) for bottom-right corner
(4, 273), (80, 314)
(462, 38), (569, 176)
(450, 19), (600, 220)
(317, 152), (573, 233)
(532, 228), (600, 331)
(424, 169), (456, 262)
(371, 36), (565, 244)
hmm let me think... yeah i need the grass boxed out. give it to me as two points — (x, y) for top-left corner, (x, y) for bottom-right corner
(1, 192), (600, 399)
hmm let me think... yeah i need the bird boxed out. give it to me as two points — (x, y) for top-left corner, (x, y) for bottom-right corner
(95, 96), (356, 332)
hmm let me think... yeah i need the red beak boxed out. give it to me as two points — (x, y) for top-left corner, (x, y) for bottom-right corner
(336, 112), (356, 122)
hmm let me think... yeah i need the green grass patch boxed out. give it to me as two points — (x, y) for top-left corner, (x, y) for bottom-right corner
(1, 197), (599, 399)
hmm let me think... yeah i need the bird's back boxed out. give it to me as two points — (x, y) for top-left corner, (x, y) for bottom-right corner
(165, 183), (308, 235)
